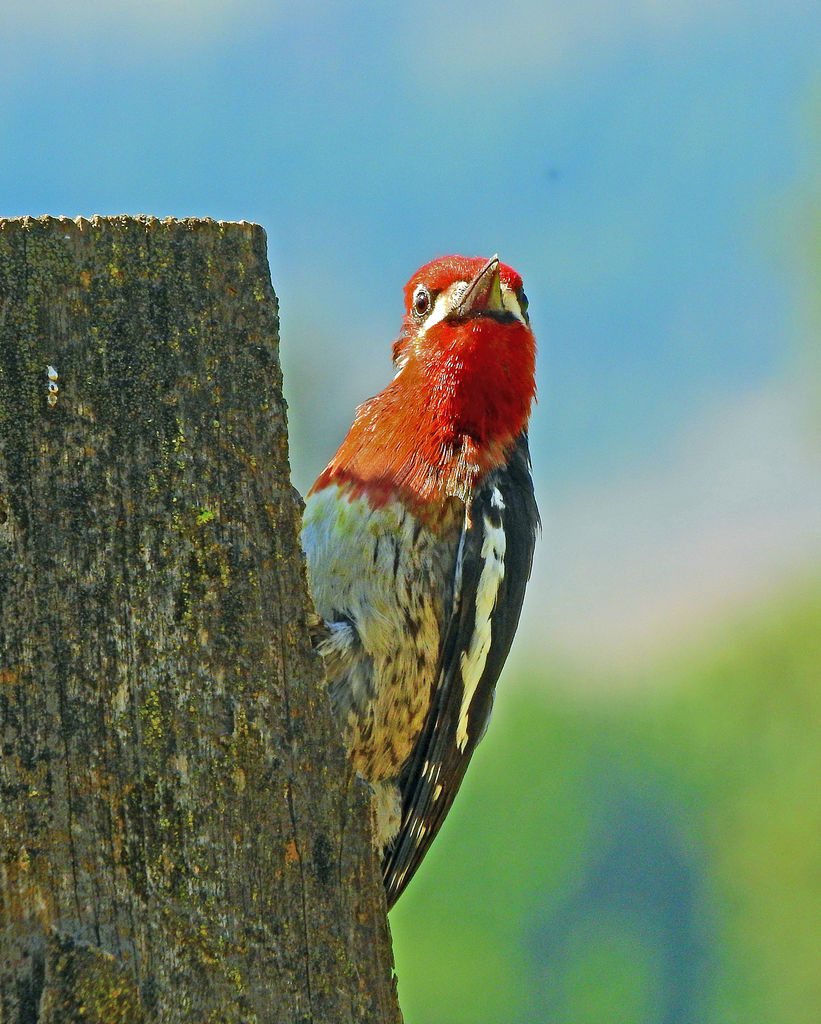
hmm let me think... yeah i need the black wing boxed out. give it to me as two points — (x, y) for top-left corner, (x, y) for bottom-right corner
(382, 433), (539, 907)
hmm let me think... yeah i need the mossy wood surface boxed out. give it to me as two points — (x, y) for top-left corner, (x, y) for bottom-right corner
(0, 217), (400, 1024)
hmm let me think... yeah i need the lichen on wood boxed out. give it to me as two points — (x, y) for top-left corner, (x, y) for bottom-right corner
(0, 216), (401, 1023)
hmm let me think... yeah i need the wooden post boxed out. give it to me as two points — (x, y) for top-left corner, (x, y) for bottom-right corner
(0, 216), (401, 1023)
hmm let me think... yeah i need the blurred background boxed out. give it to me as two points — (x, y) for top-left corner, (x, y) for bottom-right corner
(3, 1), (821, 1019)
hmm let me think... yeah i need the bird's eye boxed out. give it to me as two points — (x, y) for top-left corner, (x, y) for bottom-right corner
(412, 285), (431, 317)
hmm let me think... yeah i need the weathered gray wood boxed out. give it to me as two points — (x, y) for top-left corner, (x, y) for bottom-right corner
(0, 216), (401, 1023)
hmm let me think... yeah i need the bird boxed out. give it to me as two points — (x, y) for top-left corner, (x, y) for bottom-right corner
(301, 254), (539, 908)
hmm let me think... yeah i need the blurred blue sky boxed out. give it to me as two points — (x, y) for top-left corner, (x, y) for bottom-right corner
(3, 0), (820, 667)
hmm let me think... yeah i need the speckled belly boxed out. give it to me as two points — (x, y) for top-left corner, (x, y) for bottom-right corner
(302, 485), (462, 782)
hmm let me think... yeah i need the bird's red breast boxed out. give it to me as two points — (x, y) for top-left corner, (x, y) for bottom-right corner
(309, 255), (536, 518)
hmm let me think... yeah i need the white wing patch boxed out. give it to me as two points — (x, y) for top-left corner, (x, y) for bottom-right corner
(456, 488), (506, 752)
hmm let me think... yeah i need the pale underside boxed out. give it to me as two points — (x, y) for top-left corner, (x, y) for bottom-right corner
(302, 487), (460, 828)
(302, 479), (512, 852)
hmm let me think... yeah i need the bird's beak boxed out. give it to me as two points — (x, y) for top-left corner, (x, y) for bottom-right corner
(451, 255), (504, 318)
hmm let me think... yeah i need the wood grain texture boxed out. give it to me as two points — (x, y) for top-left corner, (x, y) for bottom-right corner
(0, 216), (400, 1024)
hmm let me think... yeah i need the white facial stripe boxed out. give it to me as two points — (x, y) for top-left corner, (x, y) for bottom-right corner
(394, 278), (527, 376)
(394, 282), (464, 375)
(456, 488), (506, 753)
(420, 281), (527, 338)
(500, 284), (526, 323)
(419, 281), (467, 335)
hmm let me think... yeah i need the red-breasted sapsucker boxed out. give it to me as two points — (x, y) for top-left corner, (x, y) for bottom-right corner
(301, 255), (538, 908)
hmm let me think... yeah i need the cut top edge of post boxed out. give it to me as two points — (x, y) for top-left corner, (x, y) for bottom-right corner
(0, 215), (265, 241)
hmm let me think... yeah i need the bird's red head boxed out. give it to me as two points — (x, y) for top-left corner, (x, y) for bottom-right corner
(312, 255), (536, 513)
(394, 254), (528, 366)
(392, 255), (535, 443)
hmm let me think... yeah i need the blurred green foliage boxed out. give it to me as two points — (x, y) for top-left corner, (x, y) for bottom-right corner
(390, 578), (821, 1024)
